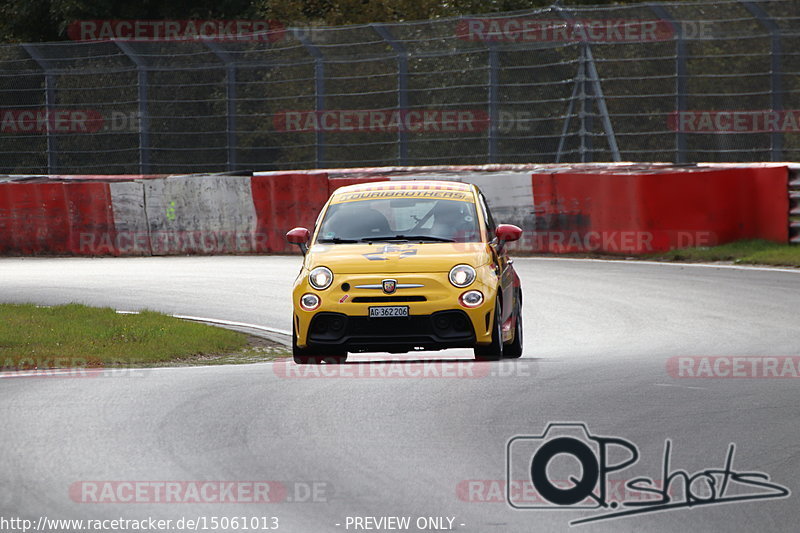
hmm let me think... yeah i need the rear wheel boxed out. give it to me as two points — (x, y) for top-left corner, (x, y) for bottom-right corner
(474, 299), (503, 361)
(293, 324), (347, 365)
(503, 290), (523, 359)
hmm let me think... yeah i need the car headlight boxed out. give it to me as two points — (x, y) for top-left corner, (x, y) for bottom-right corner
(309, 267), (333, 290)
(449, 264), (476, 288)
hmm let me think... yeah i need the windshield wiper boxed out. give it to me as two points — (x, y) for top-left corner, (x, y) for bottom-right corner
(360, 235), (455, 243)
(318, 237), (360, 243)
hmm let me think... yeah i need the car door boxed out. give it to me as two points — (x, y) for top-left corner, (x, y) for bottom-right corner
(478, 192), (516, 328)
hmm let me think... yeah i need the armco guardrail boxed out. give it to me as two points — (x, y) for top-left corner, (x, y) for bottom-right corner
(0, 164), (792, 256)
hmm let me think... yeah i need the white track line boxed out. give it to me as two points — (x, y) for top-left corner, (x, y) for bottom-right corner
(526, 257), (800, 274)
(116, 310), (291, 337)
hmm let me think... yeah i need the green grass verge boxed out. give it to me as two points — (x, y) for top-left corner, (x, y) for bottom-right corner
(0, 303), (286, 369)
(652, 239), (800, 267)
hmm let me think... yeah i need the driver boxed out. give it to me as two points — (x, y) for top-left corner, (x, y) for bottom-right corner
(430, 201), (471, 241)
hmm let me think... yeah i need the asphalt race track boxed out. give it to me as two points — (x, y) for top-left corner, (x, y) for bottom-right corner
(1, 256), (799, 532)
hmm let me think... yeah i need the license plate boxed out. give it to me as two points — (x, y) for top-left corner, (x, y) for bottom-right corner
(369, 306), (409, 318)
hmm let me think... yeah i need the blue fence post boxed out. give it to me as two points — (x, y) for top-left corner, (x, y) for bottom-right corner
(21, 44), (58, 173)
(205, 41), (238, 171)
(650, 5), (688, 164)
(372, 24), (409, 165)
(741, 1), (784, 161)
(296, 29), (326, 168)
(114, 41), (151, 174)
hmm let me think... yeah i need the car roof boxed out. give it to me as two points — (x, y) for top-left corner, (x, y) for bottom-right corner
(331, 179), (474, 196)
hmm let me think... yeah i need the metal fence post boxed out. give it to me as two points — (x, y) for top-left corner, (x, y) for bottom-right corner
(741, 1), (784, 161)
(296, 29), (326, 168)
(205, 41), (238, 171)
(650, 5), (688, 164)
(554, 8), (621, 163)
(584, 45), (620, 162)
(21, 44), (58, 173)
(555, 57), (582, 164)
(487, 42), (500, 164)
(114, 41), (151, 174)
(372, 24), (409, 165)
(579, 44), (591, 162)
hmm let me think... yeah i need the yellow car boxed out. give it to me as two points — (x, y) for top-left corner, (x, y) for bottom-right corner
(285, 180), (523, 364)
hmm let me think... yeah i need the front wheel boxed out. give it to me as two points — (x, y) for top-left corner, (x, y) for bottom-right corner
(503, 291), (523, 359)
(474, 299), (503, 361)
(293, 324), (347, 365)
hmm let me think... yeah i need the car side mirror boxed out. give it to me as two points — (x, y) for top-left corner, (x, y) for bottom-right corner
(495, 224), (522, 244)
(286, 227), (311, 255)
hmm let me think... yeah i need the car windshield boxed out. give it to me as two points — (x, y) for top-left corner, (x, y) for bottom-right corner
(317, 197), (481, 243)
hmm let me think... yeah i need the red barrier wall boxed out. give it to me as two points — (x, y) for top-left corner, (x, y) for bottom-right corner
(531, 167), (789, 254)
(0, 182), (116, 255)
(251, 173), (330, 253)
(0, 166), (790, 256)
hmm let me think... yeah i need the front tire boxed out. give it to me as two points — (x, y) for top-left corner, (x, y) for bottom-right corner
(293, 324), (347, 364)
(503, 290), (523, 359)
(474, 299), (503, 361)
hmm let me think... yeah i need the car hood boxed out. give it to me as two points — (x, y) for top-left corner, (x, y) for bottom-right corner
(305, 242), (493, 274)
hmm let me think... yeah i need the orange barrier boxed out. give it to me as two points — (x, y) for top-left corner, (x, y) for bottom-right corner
(530, 166), (789, 254)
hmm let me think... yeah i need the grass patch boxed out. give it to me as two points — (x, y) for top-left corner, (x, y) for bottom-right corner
(0, 303), (286, 369)
(652, 239), (800, 267)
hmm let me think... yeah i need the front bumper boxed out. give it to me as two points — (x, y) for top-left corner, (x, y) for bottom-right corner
(306, 310), (476, 352)
(293, 270), (497, 351)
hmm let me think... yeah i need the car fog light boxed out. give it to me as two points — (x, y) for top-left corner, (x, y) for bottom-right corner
(459, 290), (484, 308)
(300, 293), (321, 311)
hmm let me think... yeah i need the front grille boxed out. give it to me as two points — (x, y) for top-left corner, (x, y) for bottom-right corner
(351, 295), (427, 303)
(307, 310), (475, 350)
